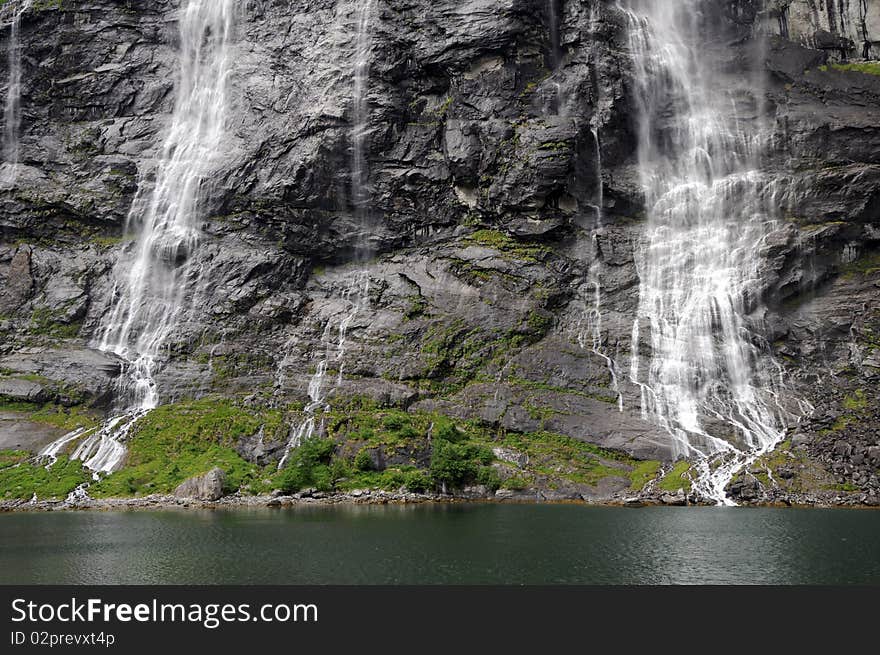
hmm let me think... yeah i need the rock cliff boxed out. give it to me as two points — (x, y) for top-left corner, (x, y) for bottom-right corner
(0, 0), (878, 505)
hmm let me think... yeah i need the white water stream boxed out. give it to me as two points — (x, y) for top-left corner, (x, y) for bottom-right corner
(621, 0), (793, 504)
(41, 0), (235, 474)
(278, 0), (376, 468)
(1, 0), (32, 185)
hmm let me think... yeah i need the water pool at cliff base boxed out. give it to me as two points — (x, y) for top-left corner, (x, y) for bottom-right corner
(2, 505), (878, 584)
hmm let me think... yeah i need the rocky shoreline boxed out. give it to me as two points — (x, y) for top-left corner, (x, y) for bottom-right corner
(2, 488), (877, 513)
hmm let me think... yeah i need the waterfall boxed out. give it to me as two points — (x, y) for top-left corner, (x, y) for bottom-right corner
(278, 272), (370, 469)
(351, 0), (375, 218)
(547, 0), (562, 69)
(1, 0), (32, 185)
(621, 0), (790, 504)
(40, 0), (235, 474)
(579, 127), (623, 411)
(278, 0), (375, 469)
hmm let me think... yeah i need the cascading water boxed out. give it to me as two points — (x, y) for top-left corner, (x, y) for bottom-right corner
(547, 0), (562, 69)
(351, 0), (375, 216)
(578, 127), (623, 411)
(1, 0), (32, 185)
(278, 0), (375, 467)
(621, 0), (792, 504)
(277, 272), (370, 469)
(40, 0), (235, 473)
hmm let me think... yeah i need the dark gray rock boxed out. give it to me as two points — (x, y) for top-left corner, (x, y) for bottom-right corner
(0, 377), (48, 403)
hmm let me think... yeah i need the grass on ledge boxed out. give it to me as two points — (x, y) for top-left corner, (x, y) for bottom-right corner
(820, 62), (880, 76)
(0, 400), (100, 432)
(0, 455), (90, 500)
(90, 397), (284, 498)
(657, 460), (693, 493)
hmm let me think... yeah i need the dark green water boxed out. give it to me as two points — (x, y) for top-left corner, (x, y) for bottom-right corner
(1, 505), (878, 584)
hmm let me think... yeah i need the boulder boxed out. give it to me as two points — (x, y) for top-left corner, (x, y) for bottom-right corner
(173, 468), (226, 501)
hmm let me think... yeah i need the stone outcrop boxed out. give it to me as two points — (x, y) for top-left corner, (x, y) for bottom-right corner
(173, 467), (226, 501)
(760, 0), (880, 59)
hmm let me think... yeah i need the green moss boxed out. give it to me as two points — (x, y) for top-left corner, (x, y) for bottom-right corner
(831, 416), (853, 432)
(525, 310), (553, 336)
(32, 0), (63, 10)
(0, 456), (90, 500)
(538, 141), (569, 151)
(403, 295), (429, 320)
(435, 95), (454, 117)
(27, 308), (81, 339)
(91, 234), (125, 248)
(0, 400), (40, 413)
(821, 62), (880, 76)
(500, 431), (631, 487)
(210, 352), (275, 382)
(657, 460), (693, 493)
(466, 229), (550, 262)
(0, 450), (29, 470)
(843, 390), (868, 411)
(841, 251), (880, 278)
(629, 460), (662, 491)
(523, 399), (557, 422)
(505, 376), (619, 405)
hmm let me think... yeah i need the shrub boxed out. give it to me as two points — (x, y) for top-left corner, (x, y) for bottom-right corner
(353, 448), (374, 472)
(276, 438), (336, 493)
(382, 413), (406, 431)
(403, 470), (431, 493)
(328, 457), (351, 483)
(430, 440), (494, 489)
(433, 418), (464, 443)
(476, 466), (501, 492)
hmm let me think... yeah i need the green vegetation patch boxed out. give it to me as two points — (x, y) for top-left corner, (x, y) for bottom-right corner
(27, 308), (81, 339)
(500, 431), (634, 487)
(629, 460), (662, 491)
(0, 450), (29, 470)
(0, 456), (90, 500)
(91, 397), (284, 498)
(12, 393), (671, 500)
(841, 251), (880, 278)
(843, 389), (868, 411)
(657, 460), (693, 493)
(465, 229), (550, 263)
(274, 437), (335, 493)
(0, 400), (100, 432)
(820, 62), (880, 76)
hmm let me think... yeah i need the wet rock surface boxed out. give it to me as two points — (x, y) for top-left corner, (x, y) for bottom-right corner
(0, 1), (878, 505)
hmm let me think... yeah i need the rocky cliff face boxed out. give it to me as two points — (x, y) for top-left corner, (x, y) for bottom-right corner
(0, 0), (878, 505)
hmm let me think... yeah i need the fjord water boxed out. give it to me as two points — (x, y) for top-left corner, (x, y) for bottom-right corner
(623, 1), (792, 502)
(1, 505), (878, 584)
(41, 0), (235, 473)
